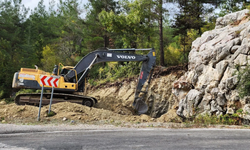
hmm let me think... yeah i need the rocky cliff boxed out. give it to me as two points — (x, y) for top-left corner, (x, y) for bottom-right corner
(173, 9), (250, 121)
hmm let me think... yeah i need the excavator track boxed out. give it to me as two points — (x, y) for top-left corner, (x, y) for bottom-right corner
(15, 93), (97, 107)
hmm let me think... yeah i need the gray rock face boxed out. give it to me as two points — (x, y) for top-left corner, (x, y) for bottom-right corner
(215, 9), (249, 29)
(173, 9), (250, 120)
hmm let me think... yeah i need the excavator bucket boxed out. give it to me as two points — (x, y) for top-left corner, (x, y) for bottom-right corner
(133, 97), (148, 114)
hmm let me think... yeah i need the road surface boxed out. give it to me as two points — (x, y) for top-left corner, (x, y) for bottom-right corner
(0, 124), (249, 150)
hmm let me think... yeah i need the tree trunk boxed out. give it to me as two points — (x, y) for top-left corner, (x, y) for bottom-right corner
(104, 1), (109, 48)
(104, 34), (109, 48)
(159, 0), (164, 66)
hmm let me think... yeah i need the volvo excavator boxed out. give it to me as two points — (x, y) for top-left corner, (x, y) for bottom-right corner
(12, 48), (156, 114)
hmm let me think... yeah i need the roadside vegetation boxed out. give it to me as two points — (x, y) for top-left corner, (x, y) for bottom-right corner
(184, 108), (247, 127)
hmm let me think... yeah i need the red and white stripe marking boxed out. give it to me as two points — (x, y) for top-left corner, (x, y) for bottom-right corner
(40, 75), (59, 87)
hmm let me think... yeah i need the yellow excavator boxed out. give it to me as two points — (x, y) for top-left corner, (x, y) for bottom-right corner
(12, 48), (156, 114)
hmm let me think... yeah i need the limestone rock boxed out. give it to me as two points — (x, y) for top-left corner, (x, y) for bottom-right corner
(215, 9), (249, 29)
(173, 9), (250, 119)
(243, 104), (250, 120)
(226, 108), (234, 115)
(177, 88), (205, 118)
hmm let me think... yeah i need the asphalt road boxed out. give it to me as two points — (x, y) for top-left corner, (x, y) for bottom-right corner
(0, 126), (250, 150)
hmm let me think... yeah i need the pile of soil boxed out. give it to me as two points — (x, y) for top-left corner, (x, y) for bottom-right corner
(0, 101), (160, 124)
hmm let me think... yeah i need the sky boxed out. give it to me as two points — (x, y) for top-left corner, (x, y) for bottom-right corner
(22, 0), (58, 10)
(21, 0), (179, 21)
(21, 0), (89, 11)
(21, 0), (89, 18)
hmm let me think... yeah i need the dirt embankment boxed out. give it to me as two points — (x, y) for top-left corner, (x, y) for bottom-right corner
(0, 66), (186, 125)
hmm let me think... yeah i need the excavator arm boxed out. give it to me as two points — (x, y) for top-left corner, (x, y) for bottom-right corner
(63, 48), (156, 114)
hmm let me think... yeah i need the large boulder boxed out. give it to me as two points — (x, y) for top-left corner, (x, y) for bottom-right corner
(173, 9), (250, 121)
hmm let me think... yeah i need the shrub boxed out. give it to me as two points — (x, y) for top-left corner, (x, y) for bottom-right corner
(88, 61), (141, 85)
(236, 64), (250, 98)
(191, 112), (243, 126)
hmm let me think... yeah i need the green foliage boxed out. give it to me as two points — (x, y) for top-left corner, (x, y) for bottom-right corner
(219, 114), (235, 125)
(0, 0), (36, 98)
(15, 89), (37, 96)
(0, 91), (4, 99)
(89, 78), (98, 86)
(171, 1), (206, 64)
(178, 29), (200, 63)
(192, 113), (242, 126)
(85, 37), (104, 51)
(236, 64), (250, 98)
(84, 0), (119, 50)
(201, 21), (216, 34)
(246, 4), (250, 10)
(165, 41), (181, 66)
(1, 98), (14, 104)
(236, 108), (243, 114)
(186, 29), (199, 49)
(47, 111), (56, 117)
(88, 61), (141, 85)
(41, 45), (60, 72)
(173, 1), (204, 36)
(164, 29), (199, 65)
(218, 0), (250, 17)
(193, 114), (219, 125)
(0, 117), (5, 122)
(99, 0), (157, 48)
